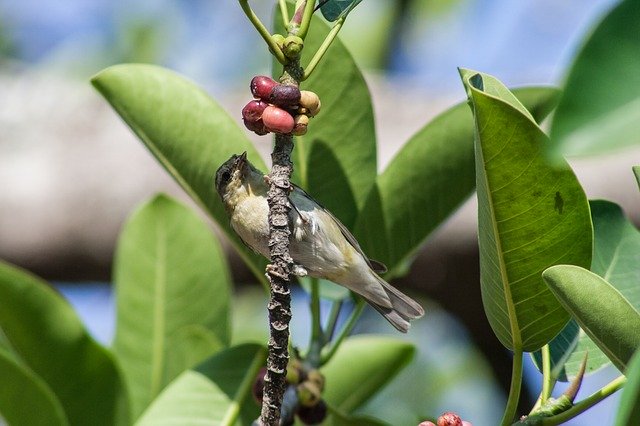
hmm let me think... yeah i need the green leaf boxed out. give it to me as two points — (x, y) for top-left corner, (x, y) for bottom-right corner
(549, 0), (640, 157)
(543, 265), (640, 371)
(460, 69), (593, 352)
(325, 405), (387, 426)
(634, 166), (640, 190)
(113, 194), (231, 419)
(533, 200), (640, 380)
(321, 336), (414, 413)
(320, 0), (363, 22)
(354, 87), (560, 276)
(0, 348), (69, 426)
(0, 261), (129, 426)
(616, 349), (640, 426)
(91, 64), (268, 282)
(136, 344), (266, 426)
(273, 7), (377, 229)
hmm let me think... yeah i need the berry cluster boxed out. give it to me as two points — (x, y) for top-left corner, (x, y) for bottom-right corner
(252, 360), (327, 425)
(242, 75), (321, 136)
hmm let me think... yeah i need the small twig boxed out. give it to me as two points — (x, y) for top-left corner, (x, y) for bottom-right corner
(278, 0), (289, 25)
(296, 0), (318, 39)
(540, 344), (554, 405)
(306, 278), (323, 367)
(320, 299), (365, 365)
(538, 375), (626, 425)
(302, 17), (345, 81)
(238, 0), (288, 65)
(324, 300), (343, 342)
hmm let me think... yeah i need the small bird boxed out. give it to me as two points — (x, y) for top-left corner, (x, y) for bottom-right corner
(215, 152), (424, 332)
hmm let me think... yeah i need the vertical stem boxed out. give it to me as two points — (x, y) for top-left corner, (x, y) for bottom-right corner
(259, 58), (303, 426)
(306, 278), (323, 367)
(320, 299), (365, 365)
(501, 348), (524, 426)
(278, 0), (289, 25)
(296, 0), (318, 39)
(540, 344), (554, 403)
(324, 300), (343, 342)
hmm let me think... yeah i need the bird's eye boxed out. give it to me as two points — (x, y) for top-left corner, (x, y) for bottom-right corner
(221, 171), (231, 183)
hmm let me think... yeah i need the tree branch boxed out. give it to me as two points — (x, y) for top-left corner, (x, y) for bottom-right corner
(259, 61), (303, 426)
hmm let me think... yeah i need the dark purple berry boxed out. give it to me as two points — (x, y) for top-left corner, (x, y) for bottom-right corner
(297, 400), (327, 425)
(251, 367), (267, 404)
(243, 118), (268, 135)
(250, 75), (278, 100)
(268, 84), (301, 107)
(242, 100), (268, 122)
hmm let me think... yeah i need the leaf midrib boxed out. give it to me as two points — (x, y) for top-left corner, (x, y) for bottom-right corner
(150, 217), (167, 399)
(476, 94), (522, 349)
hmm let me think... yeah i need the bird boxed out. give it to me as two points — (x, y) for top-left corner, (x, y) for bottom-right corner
(214, 152), (424, 332)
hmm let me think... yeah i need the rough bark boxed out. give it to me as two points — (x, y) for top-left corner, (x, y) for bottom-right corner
(259, 63), (303, 425)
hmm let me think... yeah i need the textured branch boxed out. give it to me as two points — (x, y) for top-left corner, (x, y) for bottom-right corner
(259, 62), (303, 425)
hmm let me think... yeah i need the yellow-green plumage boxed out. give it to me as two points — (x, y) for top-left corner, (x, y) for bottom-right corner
(215, 153), (424, 332)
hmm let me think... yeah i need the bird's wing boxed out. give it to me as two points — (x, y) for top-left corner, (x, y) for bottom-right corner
(290, 184), (387, 273)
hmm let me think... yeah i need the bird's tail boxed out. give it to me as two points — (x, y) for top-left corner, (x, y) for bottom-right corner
(368, 276), (425, 333)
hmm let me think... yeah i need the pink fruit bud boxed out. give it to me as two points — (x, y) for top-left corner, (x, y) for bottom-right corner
(418, 422), (436, 426)
(437, 412), (462, 426)
(242, 100), (268, 122)
(250, 75), (278, 100)
(262, 105), (294, 134)
(268, 84), (301, 107)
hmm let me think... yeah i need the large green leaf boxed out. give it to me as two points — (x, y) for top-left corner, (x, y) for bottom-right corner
(533, 200), (640, 379)
(136, 344), (266, 426)
(324, 405), (387, 426)
(549, 0), (640, 156)
(0, 348), (68, 426)
(616, 349), (640, 426)
(543, 265), (640, 372)
(113, 194), (231, 419)
(0, 262), (129, 426)
(460, 69), (593, 352)
(321, 336), (414, 413)
(273, 6), (377, 229)
(91, 64), (268, 281)
(354, 87), (560, 276)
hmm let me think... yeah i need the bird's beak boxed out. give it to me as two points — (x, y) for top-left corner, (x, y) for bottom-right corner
(234, 151), (247, 170)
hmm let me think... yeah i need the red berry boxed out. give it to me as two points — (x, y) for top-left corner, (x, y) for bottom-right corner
(262, 105), (294, 134)
(242, 100), (268, 122)
(243, 117), (268, 135)
(437, 412), (463, 426)
(268, 84), (301, 107)
(250, 75), (278, 100)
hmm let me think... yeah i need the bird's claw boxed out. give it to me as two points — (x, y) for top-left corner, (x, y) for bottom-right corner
(292, 264), (308, 277)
